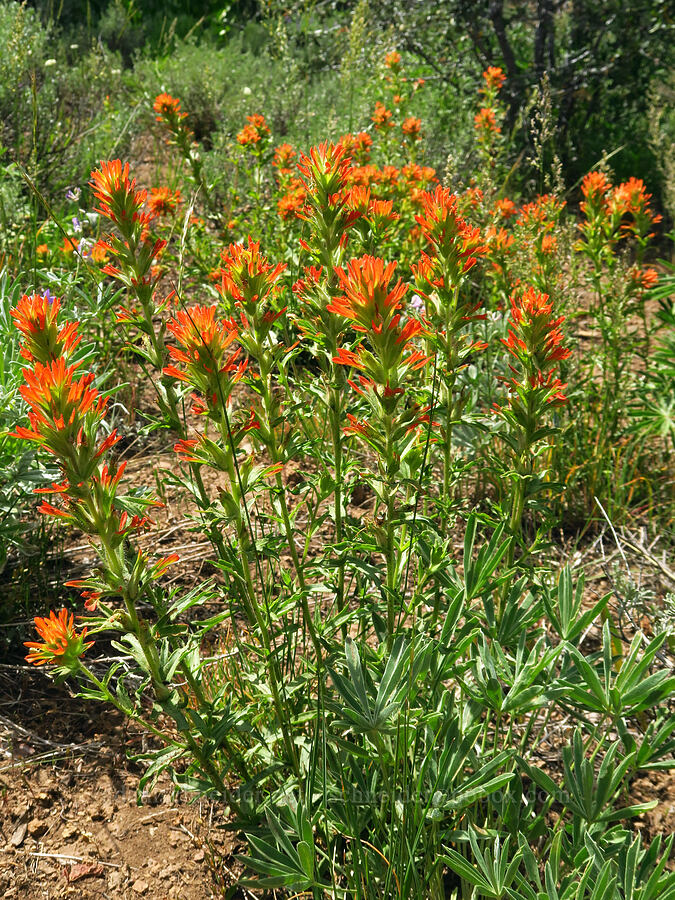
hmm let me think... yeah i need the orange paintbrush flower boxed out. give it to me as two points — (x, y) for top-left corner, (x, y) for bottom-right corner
(516, 194), (565, 237)
(338, 132), (373, 164)
(89, 241), (109, 264)
(330, 256), (407, 334)
(415, 186), (487, 284)
(628, 266), (659, 291)
(90, 160), (150, 229)
(581, 171), (611, 205)
(344, 185), (372, 216)
(237, 114), (270, 147)
(60, 236), (79, 254)
(164, 306), (244, 413)
(402, 117), (422, 140)
(368, 199), (399, 229)
(272, 143), (296, 173)
(277, 184), (307, 220)
(217, 240), (287, 327)
(148, 186), (182, 216)
(502, 286), (570, 377)
(401, 163), (436, 186)
(11, 292), (81, 364)
(611, 177), (663, 237)
(153, 93), (187, 122)
(166, 306), (239, 367)
(372, 101), (394, 130)
(485, 225), (515, 255)
(482, 66), (506, 93)
(298, 141), (352, 192)
(25, 608), (93, 667)
(474, 107), (500, 134)
(14, 357), (110, 466)
(495, 197), (517, 219)
(329, 256), (428, 383)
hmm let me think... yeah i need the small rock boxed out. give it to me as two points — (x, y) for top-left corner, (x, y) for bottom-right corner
(132, 878), (149, 894)
(64, 862), (104, 883)
(9, 821), (28, 848)
(107, 870), (124, 890)
(27, 818), (48, 839)
(193, 849), (205, 862)
(61, 824), (79, 840)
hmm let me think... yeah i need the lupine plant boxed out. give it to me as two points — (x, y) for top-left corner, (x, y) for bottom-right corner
(14, 63), (675, 899)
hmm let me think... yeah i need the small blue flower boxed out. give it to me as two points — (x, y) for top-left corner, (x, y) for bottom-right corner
(72, 216), (83, 234)
(65, 187), (81, 202)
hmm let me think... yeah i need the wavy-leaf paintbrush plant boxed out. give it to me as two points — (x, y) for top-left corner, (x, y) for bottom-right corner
(12, 59), (674, 899)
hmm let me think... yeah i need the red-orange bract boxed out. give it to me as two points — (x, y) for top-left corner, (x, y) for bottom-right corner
(13, 357), (110, 462)
(218, 240), (286, 311)
(402, 117), (422, 139)
(298, 142), (352, 193)
(581, 171), (611, 203)
(165, 306), (239, 373)
(25, 608), (93, 667)
(277, 183), (307, 220)
(272, 143), (296, 172)
(495, 197), (517, 219)
(164, 306), (245, 412)
(372, 101), (394, 130)
(90, 160), (150, 228)
(11, 293), (81, 364)
(502, 286), (571, 379)
(415, 186), (487, 284)
(237, 114), (270, 147)
(474, 107), (500, 134)
(148, 186), (182, 216)
(482, 66), (506, 93)
(153, 93), (187, 122)
(330, 256), (407, 334)
(338, 132), (372, 164)
(329, 255), (429, 381)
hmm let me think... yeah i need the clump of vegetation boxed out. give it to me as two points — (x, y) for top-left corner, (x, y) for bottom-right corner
(2, 2), (674, 896)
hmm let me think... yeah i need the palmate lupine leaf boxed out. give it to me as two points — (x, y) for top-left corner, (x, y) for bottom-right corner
(442, 829), (523, 898)
(416, 513), (512, 606)
(238, 803), (330, 891)
(483, 577), (546, 647)
(582, 830), (675, 900)
(523, 837), (616, 900)
(328, 636), (429, 735)
(560, 624), (675, 719)
(519, 730), (657, 827)
(457, 634), (560, 715)
(542, 565), (610, 644)
(617, 714), (675, 771)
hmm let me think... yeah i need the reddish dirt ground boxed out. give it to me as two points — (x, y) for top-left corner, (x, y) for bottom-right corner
(0, 666), (244, 899)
